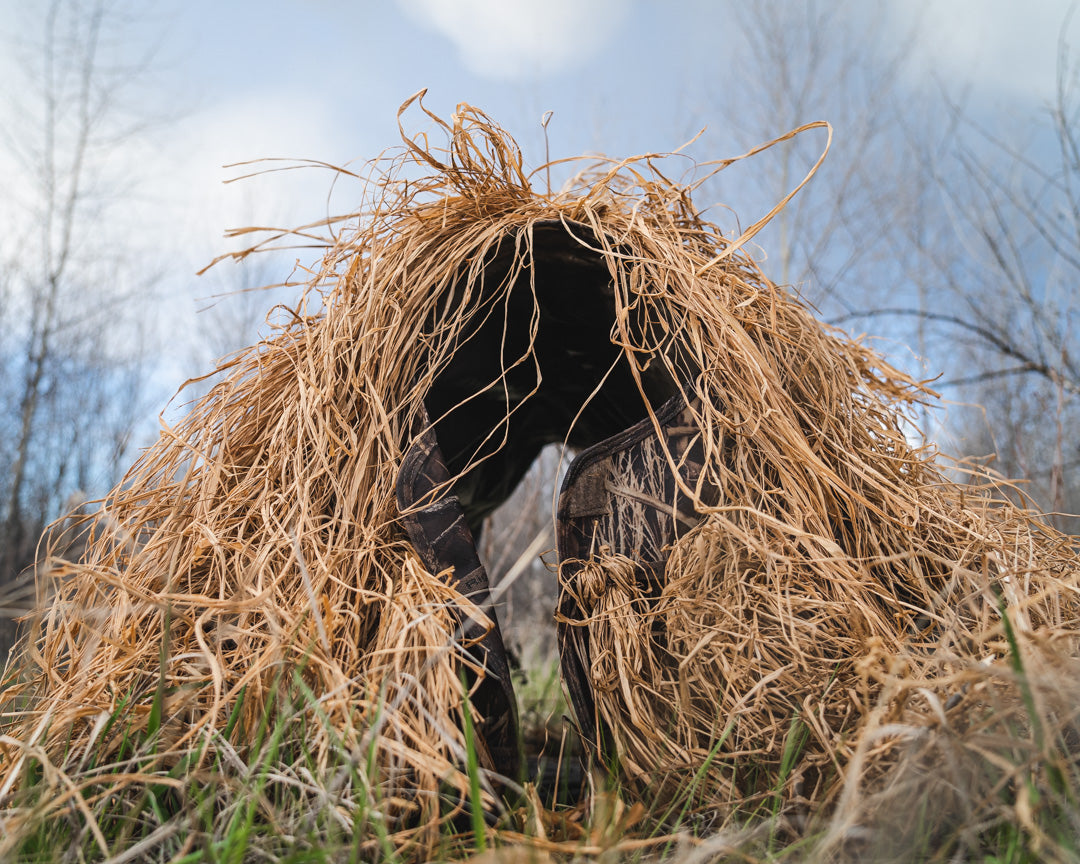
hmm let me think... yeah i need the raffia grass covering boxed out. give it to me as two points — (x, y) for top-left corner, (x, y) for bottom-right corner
(1, 95), (1079, 857)
(574, 504), (1080, 801)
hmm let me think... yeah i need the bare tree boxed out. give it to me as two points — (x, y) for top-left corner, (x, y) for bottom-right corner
(690, 1), (924, 319)
(688, 4), (1080, 528)
(832, 21), (1080, 529)
(937, 67), (1080, 527)
(0, 0), (160, 653)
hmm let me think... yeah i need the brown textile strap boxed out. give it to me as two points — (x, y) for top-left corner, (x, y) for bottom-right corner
(556, 389), (715, 763)
(395, 409), (522, 782)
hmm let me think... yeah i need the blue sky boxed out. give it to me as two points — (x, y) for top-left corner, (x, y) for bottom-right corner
(165, 2), (1080, 282)
(4, 0), (1074, 261)
(1, 0), (1077, 397)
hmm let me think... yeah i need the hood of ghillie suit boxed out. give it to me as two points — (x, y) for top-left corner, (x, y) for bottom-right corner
(2, 96), (1079, 859)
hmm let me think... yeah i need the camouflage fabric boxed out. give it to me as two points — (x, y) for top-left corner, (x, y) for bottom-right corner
(556, 392), (715, 760)
(397, 391), (714, 779)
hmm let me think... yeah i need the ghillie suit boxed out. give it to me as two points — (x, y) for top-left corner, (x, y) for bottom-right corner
(2, 97), (1079, 861)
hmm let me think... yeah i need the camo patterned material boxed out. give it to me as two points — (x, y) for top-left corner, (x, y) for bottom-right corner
(396, 392), (713, 780)
(395, 409), (521, 781)
(556, 391), (714, 757)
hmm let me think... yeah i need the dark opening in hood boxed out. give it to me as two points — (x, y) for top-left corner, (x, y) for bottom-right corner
(423, 219), (678, 533)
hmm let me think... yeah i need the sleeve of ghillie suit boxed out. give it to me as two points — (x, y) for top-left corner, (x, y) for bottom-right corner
(396, 407), (523, 782)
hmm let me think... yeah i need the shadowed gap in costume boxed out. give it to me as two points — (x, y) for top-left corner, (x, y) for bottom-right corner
(396, 219), (681, 793)
(423, 219), (679, 535)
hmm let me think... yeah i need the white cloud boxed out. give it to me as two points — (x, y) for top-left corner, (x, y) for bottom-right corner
(887, 0), (1079, 103)
(399, 0), (630, 80)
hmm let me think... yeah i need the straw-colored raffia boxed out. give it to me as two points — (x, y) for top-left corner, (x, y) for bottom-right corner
(573, 496), (1080, 801)
(1, 94), (1078, 856)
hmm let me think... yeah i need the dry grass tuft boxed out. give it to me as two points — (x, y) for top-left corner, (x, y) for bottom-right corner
(1, 93), (1078, 860)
